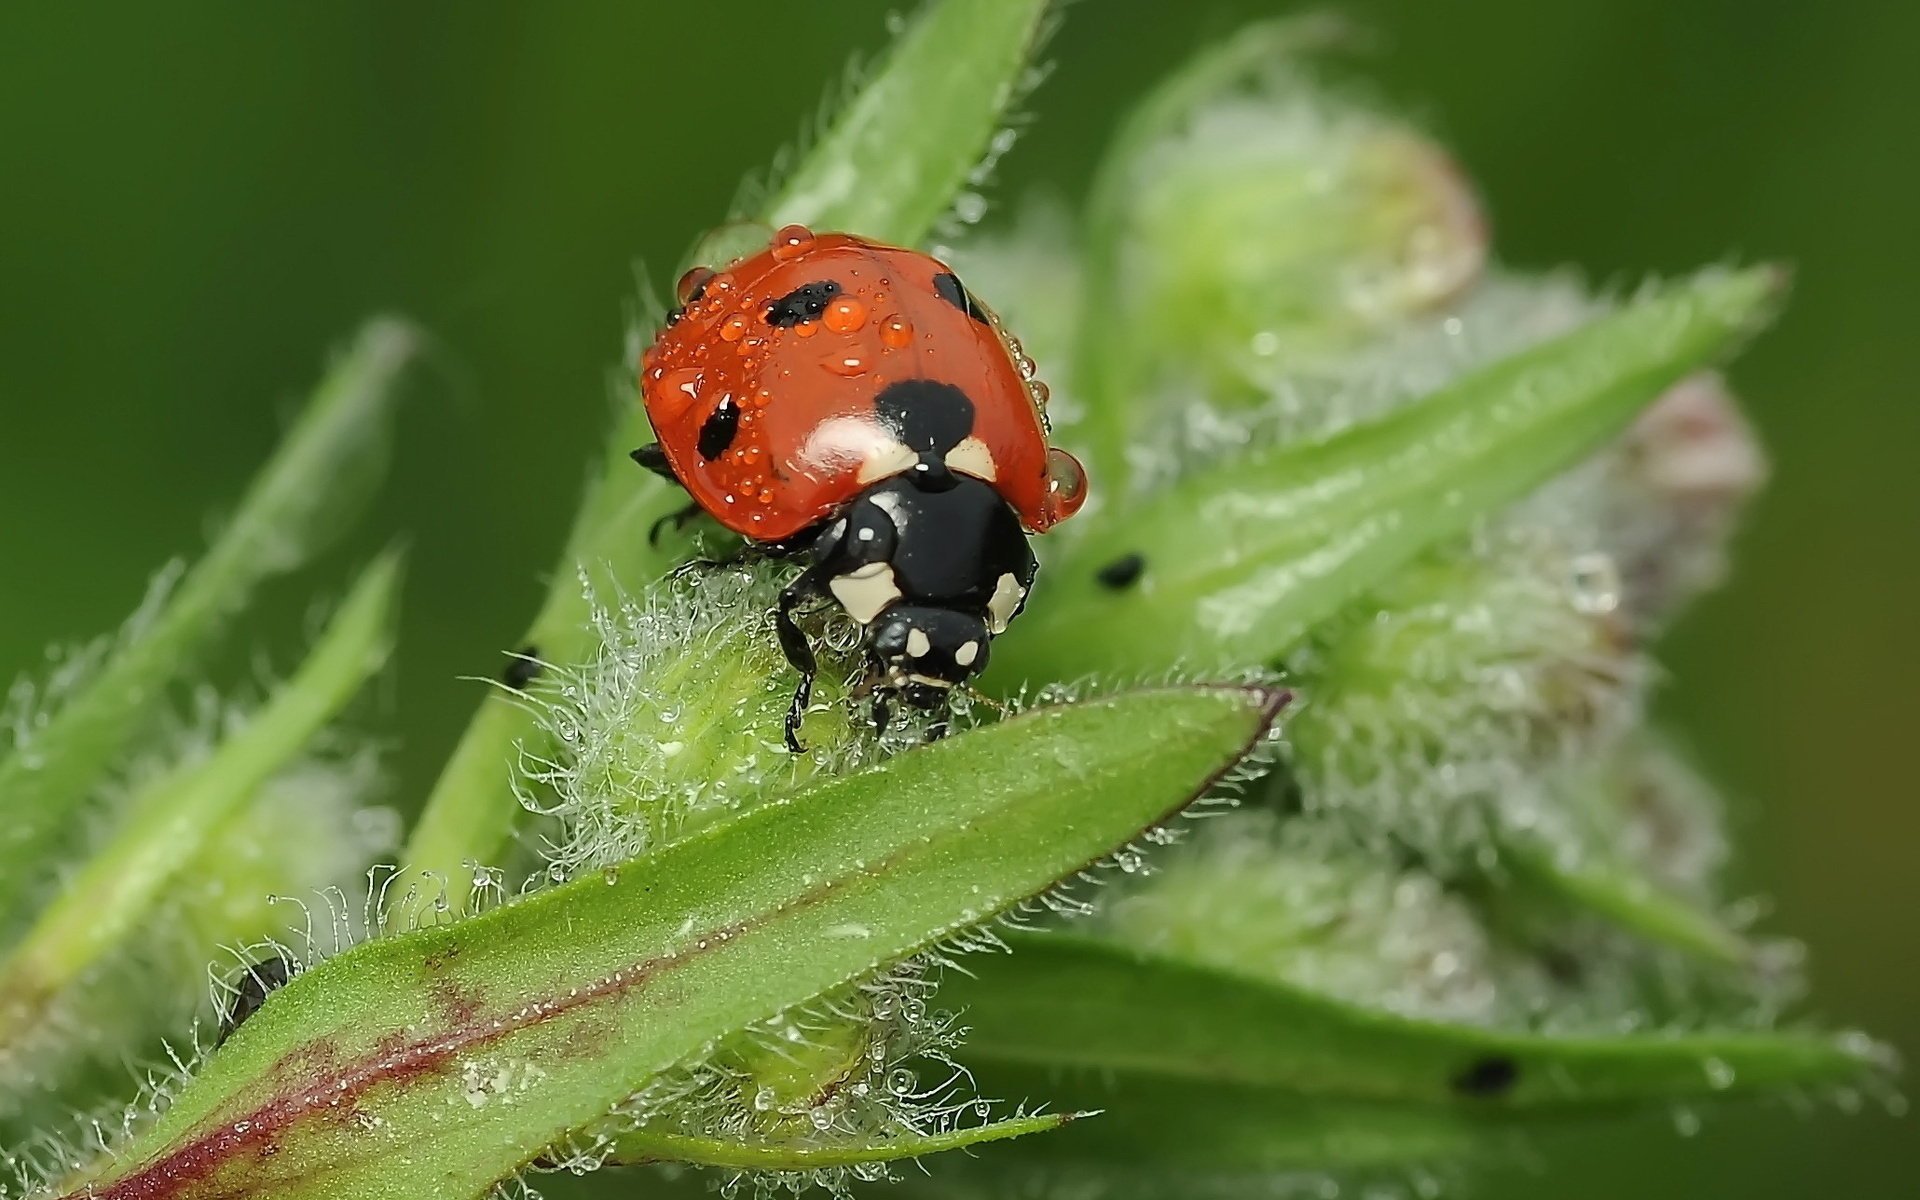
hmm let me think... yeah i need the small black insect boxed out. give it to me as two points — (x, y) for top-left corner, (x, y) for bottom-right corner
(1096, 552), (1147, 591)
(218, 955), (294, 1046)
(501, 644), (543, 690)
(1450, 1054), (1520, 1098)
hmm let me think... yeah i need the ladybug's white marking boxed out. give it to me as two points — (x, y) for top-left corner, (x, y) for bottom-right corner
(799, 417), (916, 485)
(906, 629), (932, 658)
(986, 572), (1025, 635)
(953, 640), (980, 667)
(856, 440), (918, 485)
(829, 562), (902, 625)
(945, 436), (998, 482)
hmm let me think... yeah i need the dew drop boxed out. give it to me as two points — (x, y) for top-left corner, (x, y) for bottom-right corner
(770, 224), (816, 261)
(879, 313), (914, 349)
(719, 314), (750, 343)
(675, 266), (717, 306)
(887, 1068), (917, 1095)
(823, 295), (869, 333)
(1569, 551), (1622, 615)
(1702, 1057), (1735, 1090)
(1041, 447), (1088, 525)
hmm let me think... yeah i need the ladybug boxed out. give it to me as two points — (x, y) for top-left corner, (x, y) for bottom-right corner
(633, 225), (1087, 750)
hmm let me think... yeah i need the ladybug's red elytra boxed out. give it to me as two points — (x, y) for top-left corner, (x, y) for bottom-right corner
(633, 225), (1088, 750)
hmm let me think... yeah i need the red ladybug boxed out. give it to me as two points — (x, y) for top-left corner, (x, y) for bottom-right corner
(633, 225), (1087, 749)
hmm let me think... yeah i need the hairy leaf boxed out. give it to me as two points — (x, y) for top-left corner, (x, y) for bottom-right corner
(996, 268), (1784, 684)
(70, 686), (1281, 1200)
(596, 1111), (1075, 1173)
(938, 934), (1887, 1176)
(0, 321), (414, 934)
(0, 555), (399, 1061)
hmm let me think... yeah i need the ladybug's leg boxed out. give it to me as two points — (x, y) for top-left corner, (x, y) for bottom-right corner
(629, 443), (682, 486)
(776, 569), (826, 753)
(648, 502), (705, 547)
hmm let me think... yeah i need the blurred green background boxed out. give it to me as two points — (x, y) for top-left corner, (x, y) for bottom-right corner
(0, 2), (1911, 1196)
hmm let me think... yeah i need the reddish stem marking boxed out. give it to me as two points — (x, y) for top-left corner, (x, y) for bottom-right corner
(82, 908), (766, 1200)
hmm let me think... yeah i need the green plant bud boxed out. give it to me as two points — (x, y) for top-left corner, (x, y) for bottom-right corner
(1119, 93), (1483, 385)
(175, 753), (398, 964)
(1076, 20), (1486, 488)
(1283, 531), (1646, 863)
(1578, 373), (1769, 629)
(528, 564), (875, 880)
(1102, 812), (1595, 1028)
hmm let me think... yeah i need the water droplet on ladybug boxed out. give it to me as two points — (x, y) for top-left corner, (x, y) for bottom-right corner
(719, 314), (750, 343)
(1042, 447), (1088, 525)
(655, 368), (705, 422)
(675, 266), (716, 306)
(794, 321), (819, 339)
(825, 354), (869, 377)
(1028, 379), (1051, 407)
(879, 314), (914, 349)
(823, 295), (869, 333)
(770, 224), (816, 261)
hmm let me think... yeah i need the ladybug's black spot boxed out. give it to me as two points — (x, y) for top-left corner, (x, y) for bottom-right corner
(219, 956), (293, 1046)
(1451, 1055), (1520, 1098)
(698, 395), (741, 460)
(932, 272), (989, 325)
(874, 380), (976, 460)
(766, 280), (842, 327)
(502, 644), (542, 690)
(1096, 552), (1146, 591)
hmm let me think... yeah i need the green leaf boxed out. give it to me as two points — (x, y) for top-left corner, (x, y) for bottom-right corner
(596, 1111), (1076, 1173)
(935, 934), (1889, 1174)
(1500, 838), (1754, 969)
(71, 686), (1281, 1200)
(400, 0), (1057, 903)
(0, 321), (415, 935)
(0, 554), (401, 1059)
(758, 0), (1053, 246)
(995, 268), (1784, 685)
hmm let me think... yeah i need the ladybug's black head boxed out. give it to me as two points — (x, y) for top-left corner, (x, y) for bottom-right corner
(867, 605), (991, 704)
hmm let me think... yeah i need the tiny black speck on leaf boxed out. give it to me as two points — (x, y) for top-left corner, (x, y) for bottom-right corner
(502, 645), (543, 690)
(1096, 552), (1146, 590)
(1451, 1054), (1521, 1098)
